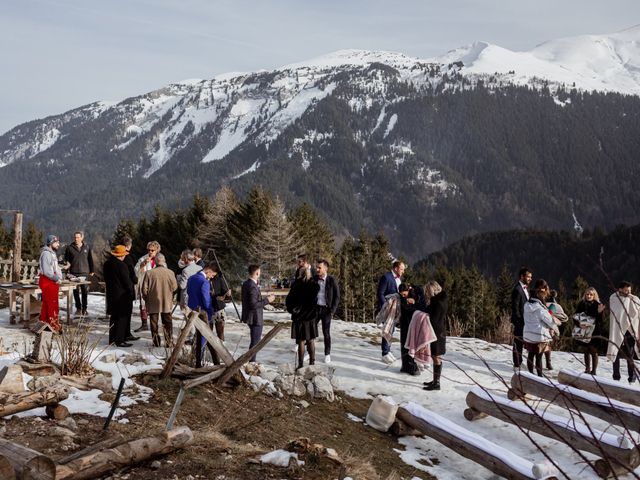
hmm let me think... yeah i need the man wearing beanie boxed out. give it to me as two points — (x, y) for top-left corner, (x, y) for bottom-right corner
(39, 235), (63, 332)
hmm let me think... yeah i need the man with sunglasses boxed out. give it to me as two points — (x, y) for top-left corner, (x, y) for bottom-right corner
(134, 241), (161, 332)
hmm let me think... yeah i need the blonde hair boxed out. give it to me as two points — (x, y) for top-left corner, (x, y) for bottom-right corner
(584, 286), (600, 302)
(424, 280), (443, 299)
(296, 266), (312, 282)
(146, 240), (161, 252)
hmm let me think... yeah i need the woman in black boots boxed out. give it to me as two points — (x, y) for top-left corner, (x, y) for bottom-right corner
(574, 287), (606, 375)
(423, 280), (448, 391)
(286, 266), (320, 369)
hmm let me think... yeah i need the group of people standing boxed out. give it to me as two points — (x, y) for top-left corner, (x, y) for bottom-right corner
(511, 267), (640, 382)
(376, 261), (449, 391)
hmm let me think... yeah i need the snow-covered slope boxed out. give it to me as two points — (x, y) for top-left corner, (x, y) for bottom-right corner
(435, 24), (640, 95)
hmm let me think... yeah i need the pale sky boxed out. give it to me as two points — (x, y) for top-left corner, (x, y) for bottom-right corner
(0, 0), (638, 134)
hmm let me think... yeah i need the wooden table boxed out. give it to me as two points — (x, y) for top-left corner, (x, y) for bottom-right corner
(1, 281), (91, 325)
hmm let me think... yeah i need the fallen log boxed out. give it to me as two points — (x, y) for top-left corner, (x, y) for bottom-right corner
(558, 368), (640, 408)
(55, 426), (194, 480)
(0, 438), (55, 480)
(45, 403), (69, 420)
(145, 364), (224, 380)
(511, 372), (640, 432)
(466, 388), (640, 471)
(0, 386), (68, 418)
(396, 403), (558, 479)
(192, 316), (234, 365)
(0, 454), (15, 480)
(161, 312), (197, 379)
(389, 418), (424, 437)
(57, 434), (125, 465)
(213, 324), (285, 388)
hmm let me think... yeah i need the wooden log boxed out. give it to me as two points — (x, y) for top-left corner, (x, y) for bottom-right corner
(45, 403), (69, 420)
(213, 324), (285, 388)
(463, 407), (488, 421)
(55, 426), (194, 480)
(389, 418), (424, 437)
(0, 454), (15, 480)
(57, 434), (125, 465)
(558, 368), (640, 408)
(145, 364), (224, 380)
(511, 372), (640, 431)
(594, 458), (636, 479)
(396, 405), (557, 480)
(466, 388), (640, 469)
(192, 315), (234, 365)
(161, 312), (196, 379)
(0, 386), (68, 418)
(0, 437), (55, 480)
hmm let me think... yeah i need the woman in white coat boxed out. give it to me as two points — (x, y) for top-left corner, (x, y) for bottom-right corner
(523, 279), (559, 376)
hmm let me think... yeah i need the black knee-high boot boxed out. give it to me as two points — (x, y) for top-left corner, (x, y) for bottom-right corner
(423, 364), (442, 391)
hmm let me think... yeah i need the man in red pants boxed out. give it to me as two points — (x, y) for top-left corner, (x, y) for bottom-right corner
(38, 235), (63, 332)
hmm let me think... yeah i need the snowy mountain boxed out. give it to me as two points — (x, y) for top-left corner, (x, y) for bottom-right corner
(2, 26), (640, 257)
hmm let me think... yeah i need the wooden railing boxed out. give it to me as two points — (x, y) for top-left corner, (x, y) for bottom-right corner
(0, 254), (39, 281)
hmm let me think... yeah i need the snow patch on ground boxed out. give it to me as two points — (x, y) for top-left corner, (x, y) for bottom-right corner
(260, 449), (304, 467)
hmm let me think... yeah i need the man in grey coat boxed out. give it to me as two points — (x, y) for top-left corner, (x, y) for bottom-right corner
(141, 254), (178, 348)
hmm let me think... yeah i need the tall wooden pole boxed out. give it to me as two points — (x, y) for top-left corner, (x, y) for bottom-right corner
(11, 212), (22, 282)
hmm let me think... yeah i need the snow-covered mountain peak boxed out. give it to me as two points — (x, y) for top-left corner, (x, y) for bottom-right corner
(281, 48), (422, 71)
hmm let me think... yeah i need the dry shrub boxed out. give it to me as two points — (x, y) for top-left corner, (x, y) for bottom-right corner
(447, 315), (467, 337)
(341, 451), (380, 480)
(484, 314), (513, 344)
(54, 318), (104, 376)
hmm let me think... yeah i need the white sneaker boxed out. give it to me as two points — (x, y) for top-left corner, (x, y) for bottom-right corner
(324, 355), (331, 364)
(304, 354), (310, 362)
(292, 345), (299, 352)
(382, 353), (394, 364)
(387, 352), (397, 362)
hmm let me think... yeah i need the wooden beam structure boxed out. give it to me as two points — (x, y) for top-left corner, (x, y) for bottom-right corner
(510, 372), (640, 432)
(160, 311), (197, 379)
(191, 315), (234, 365)
(465, 388), (640, 472)
(396, 404), (558, 480)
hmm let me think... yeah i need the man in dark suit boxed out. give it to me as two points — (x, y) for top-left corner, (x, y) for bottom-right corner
(511, 266), (532, 368)
(315, 259), (340, 364)
(376, 260), (406, 364)
(241, 264), (275, 362)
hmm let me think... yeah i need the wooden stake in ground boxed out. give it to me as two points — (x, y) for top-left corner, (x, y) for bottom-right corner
(11, 212), (22, 284)
(0, 386), (68, 418)
(55, 426), (194, 480)
(161, 311), (197, 379)
(0, 437), (55, 480)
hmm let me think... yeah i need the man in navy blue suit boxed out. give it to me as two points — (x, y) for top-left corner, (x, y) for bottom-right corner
(376, 260), (406, 364)
(187, 263), (216, 368)
(241, 264), (275, 362)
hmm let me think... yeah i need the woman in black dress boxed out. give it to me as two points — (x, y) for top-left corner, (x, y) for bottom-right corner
(399, 283), (419, 375)
(422, 280), (448, 391)
(574, 287), (606, 375)
(286, 266), (320, 369)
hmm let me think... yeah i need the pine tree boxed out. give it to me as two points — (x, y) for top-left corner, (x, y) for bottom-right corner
(197, 186), (240, 268)
(288, 202), (336, 263)
(247, 197), (304, 280)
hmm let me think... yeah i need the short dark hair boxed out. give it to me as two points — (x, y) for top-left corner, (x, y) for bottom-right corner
(518, 267), (532, 278)
(392, 260), (404, 269)
(203, 263), (215, 272)
(248, 264), (261, 275)
(317, 259), (329, 268)
(210, 263), (220, 273)
(398, 282), (410, 293)
(297, 253), (308, 262)
(618, 280), (632, 289)
(193, 248), (203, 258)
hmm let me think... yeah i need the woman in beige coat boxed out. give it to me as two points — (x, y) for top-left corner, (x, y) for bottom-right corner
(141, 254), (178, 347)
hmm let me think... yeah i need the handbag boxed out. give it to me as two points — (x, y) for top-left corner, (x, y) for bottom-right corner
(572, 312), (596, 343)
